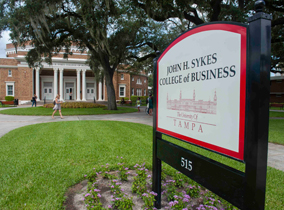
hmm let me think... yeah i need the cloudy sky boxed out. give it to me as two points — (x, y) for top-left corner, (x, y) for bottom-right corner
(0, 31), (10, 58)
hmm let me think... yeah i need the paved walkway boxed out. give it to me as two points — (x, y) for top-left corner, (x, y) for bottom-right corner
(0, 106), (283, 172)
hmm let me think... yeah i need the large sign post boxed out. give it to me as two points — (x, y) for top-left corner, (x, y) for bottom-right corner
(152, 1), (271, 209)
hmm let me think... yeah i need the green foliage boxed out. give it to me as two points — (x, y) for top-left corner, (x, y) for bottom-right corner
(186, 185), (201, 198)
(173, 171), (185, 188)
(117, 161), (130, 181)
(131, 164), (148, 196)
(111, 195), (134, 210)
(0, 106), (137, 116)
(130, 96), (147, 104)
(141, 191), (156, 210)
(119, 97), (129, 101)
(5, 96), (14, 101)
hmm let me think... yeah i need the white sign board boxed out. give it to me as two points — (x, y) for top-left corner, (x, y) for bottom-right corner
(157, 24), (247, 160)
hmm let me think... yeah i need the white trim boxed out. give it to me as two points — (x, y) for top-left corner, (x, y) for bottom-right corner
(64, 77), (77, 100)
(8, 70), (12, 77)
(41, 77), (54, 100)
(271, 76), (284, 80)
(0, 65), (18, 68)
(132, 88), (134, 96)
(5, 81), (15, 96)
(137, 88), (142, 96)
(86, 77), (96, 100)
(119, 84), (126, 97)
(136, 78), (142, 85)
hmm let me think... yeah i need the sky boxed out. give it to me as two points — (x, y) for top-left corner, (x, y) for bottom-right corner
(0, 31), (10, 58)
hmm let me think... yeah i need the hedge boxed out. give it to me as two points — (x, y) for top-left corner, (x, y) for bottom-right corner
(43, 102), (106, 108)
(5, 96), (14, 101)
(130, 96), (148, 104)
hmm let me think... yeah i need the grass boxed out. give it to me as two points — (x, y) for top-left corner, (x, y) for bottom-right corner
(269, 119), (284, 145)
(0, 106), (137, 115)
(269, 110), (284, 118)
(0, 121), (283, 209)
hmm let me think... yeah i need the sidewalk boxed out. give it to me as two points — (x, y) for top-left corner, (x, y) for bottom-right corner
(0, 106), (283, 172)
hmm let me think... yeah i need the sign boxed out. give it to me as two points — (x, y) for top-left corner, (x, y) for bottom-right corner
(157, 24), (247, 160)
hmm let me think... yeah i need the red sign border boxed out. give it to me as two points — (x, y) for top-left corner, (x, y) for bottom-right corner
(156, 23), (247, 161)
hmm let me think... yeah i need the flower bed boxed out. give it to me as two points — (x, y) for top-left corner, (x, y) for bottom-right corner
(70, 158), (238, 210)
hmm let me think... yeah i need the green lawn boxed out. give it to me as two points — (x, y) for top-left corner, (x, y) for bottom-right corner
(269, 119), (284, 145)
(0, 106), (137, 115)
(0, 121), (283, 209)
(269, 110), (284, 118)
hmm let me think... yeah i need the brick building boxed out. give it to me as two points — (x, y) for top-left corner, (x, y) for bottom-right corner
(270, 75), (284, 103)
(0, 43), (148, 104)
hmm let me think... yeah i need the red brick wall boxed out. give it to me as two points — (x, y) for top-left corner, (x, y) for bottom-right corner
(270, 79), (284, 103)
(0, 66), (32, 100)
(131, 74), (148, 97)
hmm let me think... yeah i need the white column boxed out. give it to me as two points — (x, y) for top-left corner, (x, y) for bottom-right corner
(76, 69), (81, 101)
(53, 68), (58, 99)
(59, 68), (64, 101)
(35, 67), (40, 101)
(103, 77), (105, 101)
(98, 80), (102, 101)
(82, 69), (86, 101)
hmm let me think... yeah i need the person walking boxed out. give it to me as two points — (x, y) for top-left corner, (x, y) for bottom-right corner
(52, 94), (64, 119)
(148, 95), (153, 116)
(32, 94), (37, 107)
(136, 97), (142, 112)
(146, 94), (151, 114)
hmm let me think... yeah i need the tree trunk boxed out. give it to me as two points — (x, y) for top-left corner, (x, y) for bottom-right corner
(104, 66), (117, 110)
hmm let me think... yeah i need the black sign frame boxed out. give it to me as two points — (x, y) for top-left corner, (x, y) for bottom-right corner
(152, 2), (271, 210)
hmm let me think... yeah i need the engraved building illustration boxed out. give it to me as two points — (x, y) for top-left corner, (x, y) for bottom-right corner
(167, 90), (217, 114)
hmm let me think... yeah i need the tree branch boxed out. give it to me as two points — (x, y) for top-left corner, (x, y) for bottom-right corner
(210, 0), (222, 21)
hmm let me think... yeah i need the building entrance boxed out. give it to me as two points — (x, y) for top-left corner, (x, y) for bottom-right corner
(65, 83), (74, 100)
(43, 82), (53, 100)
(86, 83), (96, 100)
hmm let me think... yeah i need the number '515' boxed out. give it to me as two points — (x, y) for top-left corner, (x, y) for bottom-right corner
(181, 157), (193, 171)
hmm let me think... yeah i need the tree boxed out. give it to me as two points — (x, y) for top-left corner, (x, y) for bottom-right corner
(0, 0), (149, 110)
(131, 0), (284, 74)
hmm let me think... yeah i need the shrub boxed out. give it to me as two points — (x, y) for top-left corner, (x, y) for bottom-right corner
(43, 102), (106, 108)
(119, 97), (129, 101)
(131, 96), (147, 104)
(5, 96), (14, 101)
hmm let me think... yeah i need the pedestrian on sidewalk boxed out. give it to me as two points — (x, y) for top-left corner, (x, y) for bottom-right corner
(148, 95), (153, 116)
(146, 94), (151, 114)
(136, 97), (142, 112)
(32, 94), (37, 107)
(52, 94), (64, 119)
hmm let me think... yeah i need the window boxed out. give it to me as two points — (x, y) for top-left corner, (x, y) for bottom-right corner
(8, 70), (12, 77)
(132, 88), (134, 96)
(44, 82), (52, 87)
(7, 85), (13, 95)
(132, 77), (134, 81)
(121, 74), (124, 80)
(119, 85), (126, 97)
(137, 88), (142, 96)
(144, 79), (146, 83)
(5, 82), (15, 96)
(144, 89), (146, 96)
(137, 78), (142, 84)
(49, 89), (52, 93)
(87, 83), (94, 88)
